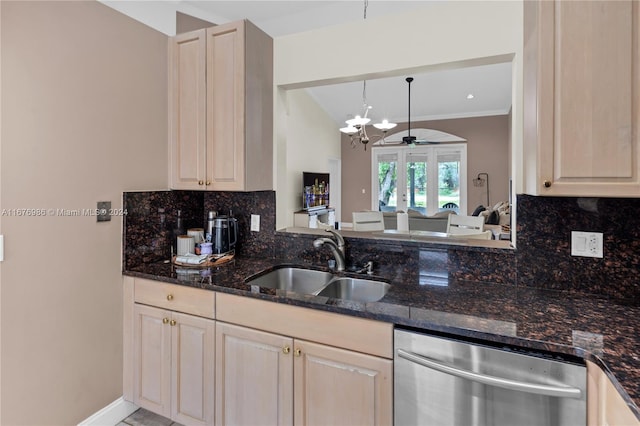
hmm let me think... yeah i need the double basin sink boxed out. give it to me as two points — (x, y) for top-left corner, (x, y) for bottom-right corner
(245, 266), (390, 303)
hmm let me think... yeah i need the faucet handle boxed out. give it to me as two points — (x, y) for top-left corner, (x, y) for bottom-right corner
(325, 228), (345, 247)
(364, 261), (374, 275)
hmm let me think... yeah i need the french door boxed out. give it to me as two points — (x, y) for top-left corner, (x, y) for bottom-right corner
(372, 145), (467, 216)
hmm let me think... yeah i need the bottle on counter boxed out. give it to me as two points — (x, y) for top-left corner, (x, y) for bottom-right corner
(172, 209), (185, 253)
(205, 210), (216, 242)
(153, 207), (170, 260)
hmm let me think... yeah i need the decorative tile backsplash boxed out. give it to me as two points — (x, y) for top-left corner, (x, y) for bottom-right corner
(123, 190), (275, 269)
(123, 190), (640, 302)
(122, 190), (204, 269)
(516, 194), (640, 301)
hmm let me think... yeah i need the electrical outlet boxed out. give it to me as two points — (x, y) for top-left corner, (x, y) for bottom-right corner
(571, 231), (603, 258)
(250, 214), (260, 232)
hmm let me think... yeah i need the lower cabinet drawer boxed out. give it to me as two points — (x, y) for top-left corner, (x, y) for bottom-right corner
(216, 292), (393, 359)
(134, 278), (215, 319)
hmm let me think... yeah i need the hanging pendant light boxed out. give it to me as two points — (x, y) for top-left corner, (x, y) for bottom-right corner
(338, 0), (396, 150)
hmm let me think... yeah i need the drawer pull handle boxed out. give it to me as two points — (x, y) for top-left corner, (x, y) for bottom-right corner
(162, 318), (169, 324)
(167, 294), (174, 301)
(283, 346), (290, 354)
(170, 320), (177, 326)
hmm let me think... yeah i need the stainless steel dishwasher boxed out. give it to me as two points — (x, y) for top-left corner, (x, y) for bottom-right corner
(394, 328), (587, 425)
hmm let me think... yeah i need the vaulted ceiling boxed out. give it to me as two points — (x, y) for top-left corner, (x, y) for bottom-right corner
(101, 1), (513, 125)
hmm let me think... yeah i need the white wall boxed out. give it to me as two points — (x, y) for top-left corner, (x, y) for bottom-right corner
(273, 1), (524, 227)
(0, 2), (167, 424)
(277, 89), (340, 229)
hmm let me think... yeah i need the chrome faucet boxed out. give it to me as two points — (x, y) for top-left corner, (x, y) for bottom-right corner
(313, 229), (346, 271)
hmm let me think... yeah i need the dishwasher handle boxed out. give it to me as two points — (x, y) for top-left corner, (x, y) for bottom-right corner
(397, 349), (583, 399)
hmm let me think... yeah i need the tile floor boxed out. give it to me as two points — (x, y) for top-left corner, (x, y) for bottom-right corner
(118, 408), (184, 426)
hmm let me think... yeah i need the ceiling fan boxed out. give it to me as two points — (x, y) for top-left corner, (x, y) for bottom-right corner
(402, 77), (440, 145)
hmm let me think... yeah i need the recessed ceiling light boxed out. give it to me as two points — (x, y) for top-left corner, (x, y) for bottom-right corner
(466, 93), (475, 100)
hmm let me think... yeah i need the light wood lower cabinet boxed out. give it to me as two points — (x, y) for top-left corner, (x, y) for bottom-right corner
(215, 322), (293, 426)
(128, 277), (216, 426)
(587, 360), (640, 426)
(125, 278), (392, 425)
(134, 304), (215, 426)
(293, 339), (392, 426)
(215, 293), (393, 426)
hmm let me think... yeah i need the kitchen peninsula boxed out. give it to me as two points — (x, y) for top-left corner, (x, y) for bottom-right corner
(122, 189), (640, 424)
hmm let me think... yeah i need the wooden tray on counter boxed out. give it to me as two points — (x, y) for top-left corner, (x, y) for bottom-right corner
(172, 250), (235, 268)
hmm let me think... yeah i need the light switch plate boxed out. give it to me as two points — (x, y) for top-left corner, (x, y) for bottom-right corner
(97, 201), (111, 222)
(251, 214), (260, 232)
(571, 231), (603, 258)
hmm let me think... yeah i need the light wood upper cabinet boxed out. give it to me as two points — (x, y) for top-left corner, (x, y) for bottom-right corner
(524, 0), (640, 196)
(169, 20), (273, 191)
(169, 29), (207, 190)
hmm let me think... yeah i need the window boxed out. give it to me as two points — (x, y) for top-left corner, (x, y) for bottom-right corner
(372, 144), (467, 215)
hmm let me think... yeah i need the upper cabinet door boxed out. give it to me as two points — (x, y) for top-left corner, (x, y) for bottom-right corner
(206, 21), (273, 191)
(168, 21), (273, 192)
(206, 22), (246, 191)
(524, 0), (640, 196)
(169, 29), (207, 190)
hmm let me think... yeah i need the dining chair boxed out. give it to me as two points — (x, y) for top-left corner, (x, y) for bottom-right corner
(352, 211), (385, 231)
(446, 214), (485, 235)
(447, 230), (493, 240)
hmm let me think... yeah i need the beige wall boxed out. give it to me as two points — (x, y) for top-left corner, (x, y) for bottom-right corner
(342, 115), (510, 218)
(273, 1), (523, 228)
(1, 1), (167, 424)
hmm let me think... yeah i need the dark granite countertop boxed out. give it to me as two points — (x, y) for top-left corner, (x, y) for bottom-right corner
(124, 255), (640, 418)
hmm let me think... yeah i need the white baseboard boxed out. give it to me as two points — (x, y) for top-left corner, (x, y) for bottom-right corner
(78, 397), (138, 426)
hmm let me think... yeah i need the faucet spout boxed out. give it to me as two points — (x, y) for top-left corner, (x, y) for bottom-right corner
(313, 231), (346, 271)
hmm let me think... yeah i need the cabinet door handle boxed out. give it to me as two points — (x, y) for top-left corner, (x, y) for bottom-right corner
(170, 319), (177, 326)
(198, 180), (204, 186)
(206, 180), (211, 186)
(167, 294), (173, 301)
(162, 317), (169, 324)
(283, 346), (290, 354)
(294, 348), (302, 357)
(543, 180), (552, 188)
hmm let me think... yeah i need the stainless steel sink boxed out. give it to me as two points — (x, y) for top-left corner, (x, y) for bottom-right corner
(315, 277), (390, 303)
(246, 266), (390, 302)
(245, 266), (333, 294)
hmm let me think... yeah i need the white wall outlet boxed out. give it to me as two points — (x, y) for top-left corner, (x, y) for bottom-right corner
(571, 231), (603, 258)
(250, 214), (260, 232)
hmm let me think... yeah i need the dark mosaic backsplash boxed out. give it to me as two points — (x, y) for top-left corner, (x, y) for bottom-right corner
(273, 231), (515, 289)
(204, 191), (276, 258)
(122, 191), (204, 269)
(123, 190), (640, 301)
(516, 194), (640, 301)
(123, 190), (275, 269)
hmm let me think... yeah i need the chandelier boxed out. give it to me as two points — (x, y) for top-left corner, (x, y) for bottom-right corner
(339, 81), (397, 150)
(338, 0), (396, 150)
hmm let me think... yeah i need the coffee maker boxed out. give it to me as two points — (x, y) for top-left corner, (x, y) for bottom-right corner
(211, 215), (238, 254)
